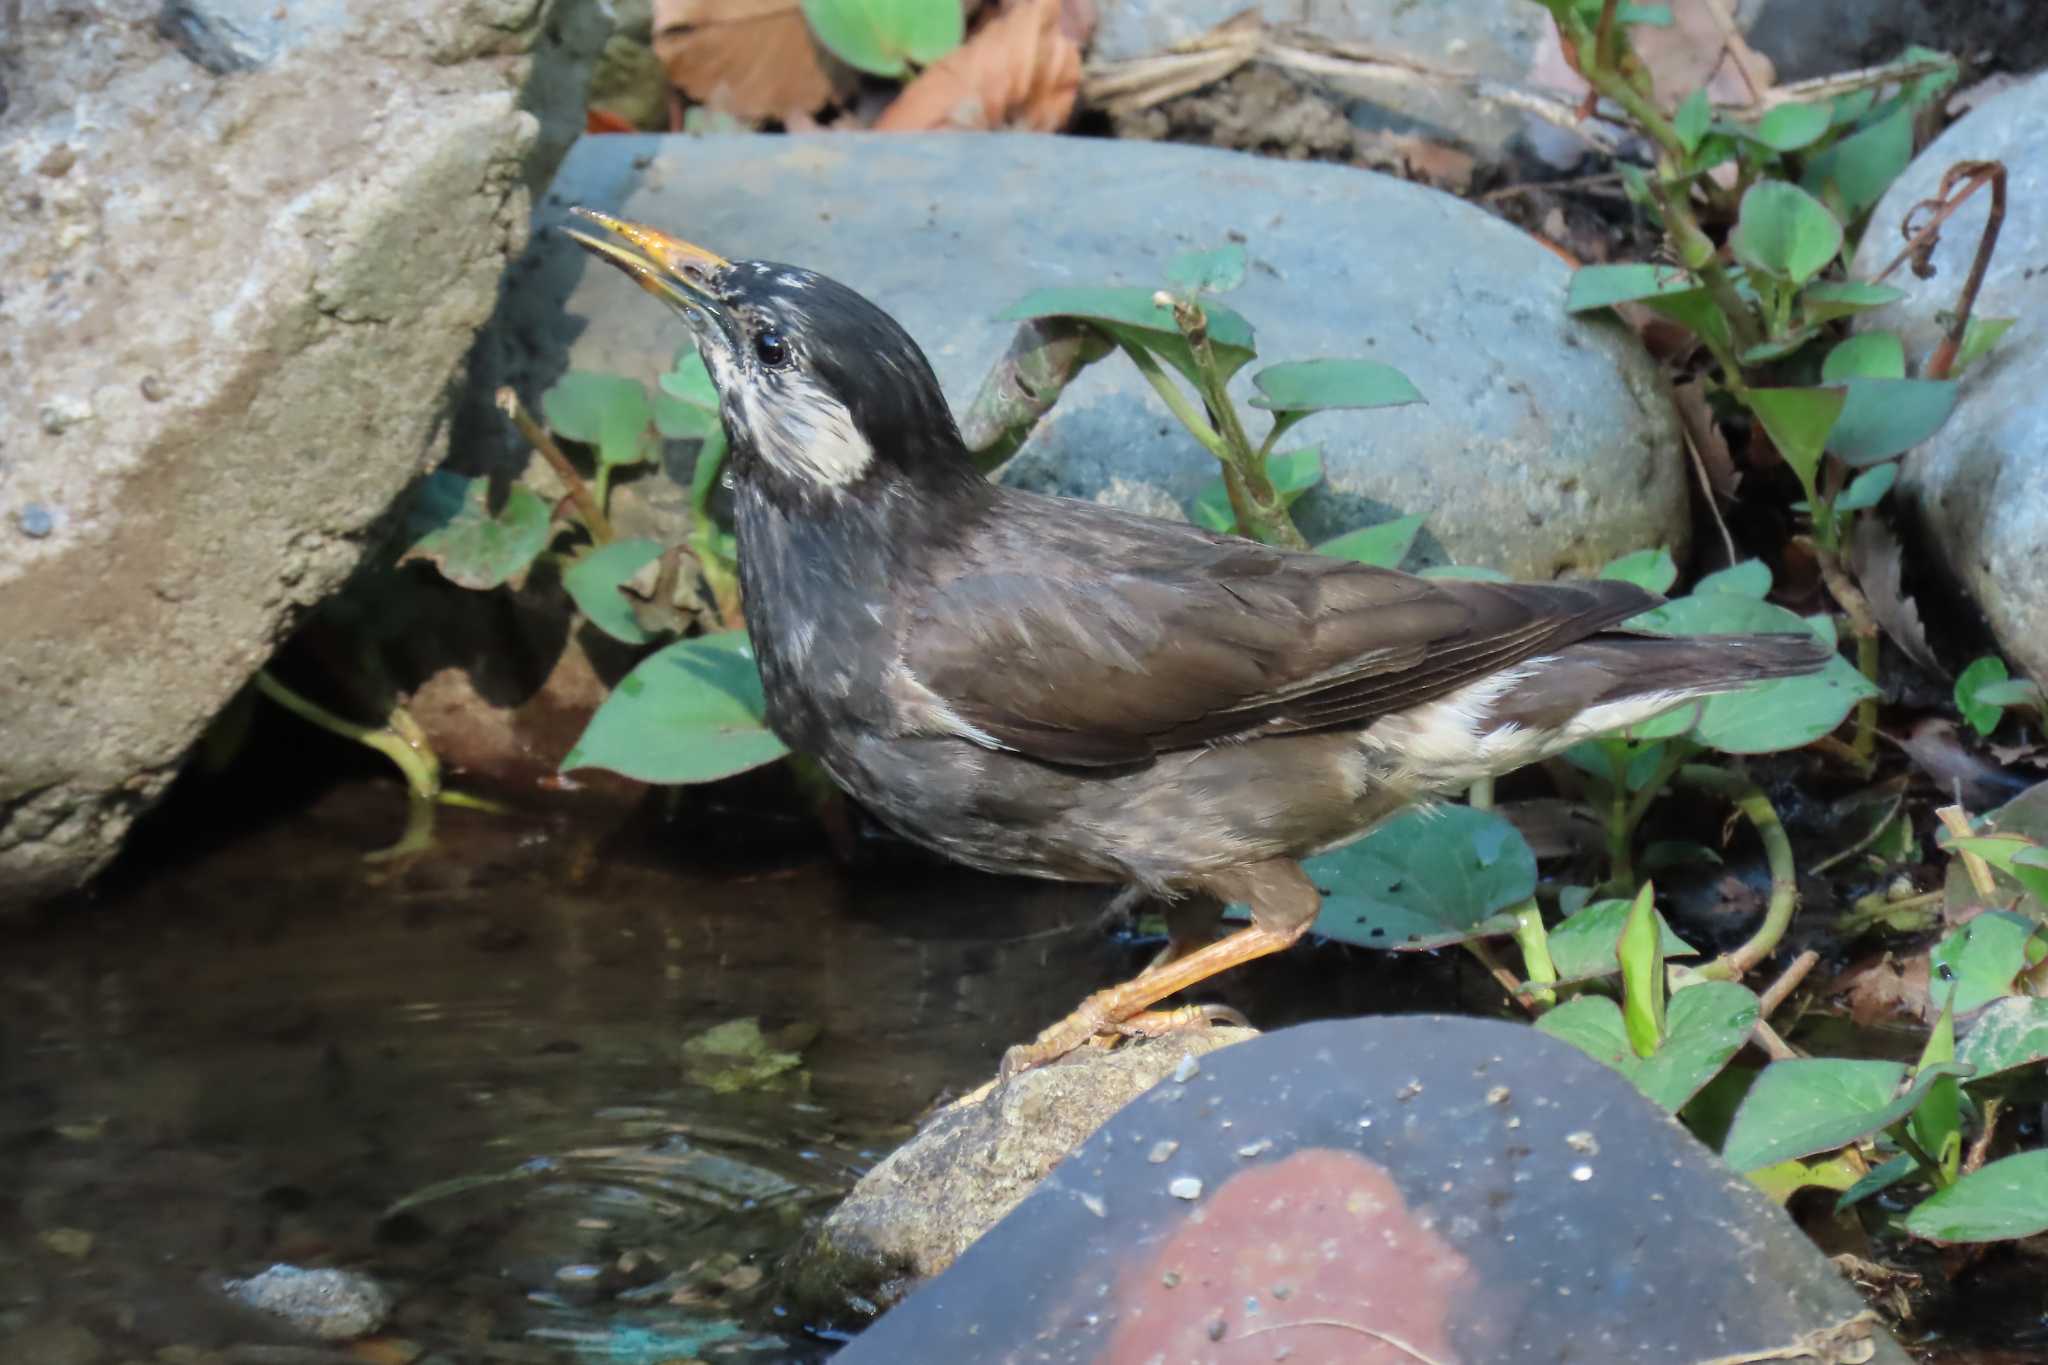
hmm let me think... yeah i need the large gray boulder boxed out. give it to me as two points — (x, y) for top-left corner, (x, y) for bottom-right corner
(1852, 71), (2048, 684)
(0, 0), (605, 910)
(497, 131), (1687, 578)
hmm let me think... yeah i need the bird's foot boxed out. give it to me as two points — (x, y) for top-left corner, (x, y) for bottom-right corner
(1115, 1002), (1250, 1039)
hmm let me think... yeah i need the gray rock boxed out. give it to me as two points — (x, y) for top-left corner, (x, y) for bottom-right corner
(834, 1015), (1912, 1364)
(499, 132), (1686, 580)
(790, 1027), (1260, 1319)
(0, 0), (606, 910)
(222, 1263), (392, 1341)
(1852, 72), (2048, 684)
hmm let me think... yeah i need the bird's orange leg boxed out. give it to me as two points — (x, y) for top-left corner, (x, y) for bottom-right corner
(1001, 859), (1319, 1078)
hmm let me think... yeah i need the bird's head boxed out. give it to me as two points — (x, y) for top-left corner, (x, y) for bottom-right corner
(564, 208), (977, 506)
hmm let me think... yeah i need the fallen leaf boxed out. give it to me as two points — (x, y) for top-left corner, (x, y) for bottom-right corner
(1358, 129), (1477, 192)
(876, 0), (1092, 132)
(1834, 951), (1932, 1027)
(1850, 516), (1943, 679)
(1672, 378), (1739, 497)
(1892, 718), (2036, 811)
(654, 0), (849, 122)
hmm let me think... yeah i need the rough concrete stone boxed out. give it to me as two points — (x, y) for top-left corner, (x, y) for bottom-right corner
(0, 0), (605, 910)
(1852, 71), (2048, 684)
(495, 132), (1687, 578)
(790, 1027), (1259, 1319)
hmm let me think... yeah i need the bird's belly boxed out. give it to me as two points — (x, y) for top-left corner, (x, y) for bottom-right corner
(821, 730), (1411, 892)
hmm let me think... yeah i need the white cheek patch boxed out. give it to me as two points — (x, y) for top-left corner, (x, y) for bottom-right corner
(749, 372), (874, 488)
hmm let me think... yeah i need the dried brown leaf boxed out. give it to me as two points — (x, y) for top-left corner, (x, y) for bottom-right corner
(1849, 516), (1944, 679)
(875, 0), (1088, 132)
(653, 0), (846, 122)
(1834, 951), (1932, 1028)
(1671, 379), (1739, 498)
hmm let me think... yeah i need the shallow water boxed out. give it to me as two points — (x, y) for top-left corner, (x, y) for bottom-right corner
(0, 781), (1431, 1364)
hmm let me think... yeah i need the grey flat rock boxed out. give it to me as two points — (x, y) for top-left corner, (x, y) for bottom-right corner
(500, 131), (1686, 577)
(1852, 71), (2048, 684)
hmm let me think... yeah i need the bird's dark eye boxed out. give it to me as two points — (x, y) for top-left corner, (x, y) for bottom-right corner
(754, 331), (790, 368)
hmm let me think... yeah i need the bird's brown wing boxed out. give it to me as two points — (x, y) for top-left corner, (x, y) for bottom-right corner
(897, 490), (1656, 767)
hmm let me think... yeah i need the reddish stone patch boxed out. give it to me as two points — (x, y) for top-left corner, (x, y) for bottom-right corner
(1101, 1147), (1476, 1364)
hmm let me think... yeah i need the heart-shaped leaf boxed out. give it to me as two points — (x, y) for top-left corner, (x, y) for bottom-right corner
(1249, 358), (1423, 416)
(564, 539), (665, 646)
(1565, 263), (1701, 312)
(563, 631), (789, 783)
(401, 472), (553, 591)
(1746, 101), (1832, 152)
(1904, 1150), (2048, 1243)
(1316, 514), (1424, 569)
(1000, 287), (1257, 387)
(1599, 547), (1678, 593)
(1723, 1058), (1971, 1171)
(543, 371), (655, 470)
(1746, 386), (1846, 483)
(1822, 333), (1905, 381)
(1731, 181), (1843, 285)
(1536, 981), (1759, 1112)
(1827, 379), (1957, 466)
(800, 0), (962, 77)
(1547, 898), (1696, 984)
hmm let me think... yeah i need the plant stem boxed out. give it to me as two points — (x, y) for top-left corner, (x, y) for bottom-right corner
(1620, 742), (1693, 844)
(1167, 298), (1309, 549)
(254, 670), (440, 801)
(1511, 900), (1558, 1010)
(1118, 341), (1228, 461)
(1682, 765), (1799, 981)
(497, 387), (614, 545)
(961, 320), (1112, 472)
(1464, 938), (1538, 1015)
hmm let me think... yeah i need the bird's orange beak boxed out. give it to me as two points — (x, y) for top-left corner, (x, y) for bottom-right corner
(562, 207), (731, 316)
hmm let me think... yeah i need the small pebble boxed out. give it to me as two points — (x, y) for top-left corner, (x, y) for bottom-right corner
(1565, 1131), (1599, 1155)
(1168, 1176), (1203, 1200)
(1485, 1085), (1511, 1105)
(222, 1264), (392, 1341)
(1235, 1138), (1272, 1159)
(1571, 1164), (1594, 1182)
(18, 503), (56, 538)
(140, 374), (169, 401)
(1171, 1054), (1200, 1083)
(1146, 1139), (1179, 1164)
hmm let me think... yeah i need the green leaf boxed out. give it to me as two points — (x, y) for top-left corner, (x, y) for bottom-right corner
(1694, 560), (1772, 597)
(1904, 1150), (2048, 1243)
(1536, 981), (1759, 1112)
(1974, 680), (2047, 711)
(543, 371), (654, 470)
(1804, 104), (1912, 221)
(1822, 333), (1906, 381)
(1419, 563), (1511, 582)
(1317, 514), (1424, 569)
(1834, 463), (1897, 513)
(1955, 655), (2012, 737)
(562, 631), (790, 783)
(1910, 990), (1963, 1185)
(1827, 378), (1958, 466)
(1189, 447), (1323, 533)
(1642, 839), (1723, 871)
(1249, 358), (1424, 415)
(401, 472), (553, 591)
(1739, 329), (1821, 365)
(1548, 897), (1696, 983)
(1640, 288), (1734, 350)
(1801, 280), (1908, 324)
(799, 0), (962, 77)
(1564, 263), (1701, 312)
(1954, 316), (2017, 374)
(1928, 911), (2039, 1015)
(1674, 88), (1711, 154)
(1747, 101), (1832, 152)
(1279, 805), (1536, 951)
(654, 392), (720, 441)
(1624, 594), (1870, 753)
(1618, 882), (1666, 1057)
(1956, 997), (2048, 1083)
(1165, 244), (1247, 295)
(1745, 386), (1846, 484)
(664, 347), (720, 406)
(1599, 547), (1678, 593)
(1722, 1058), (1970, 1171)
(1000, 286), (1257, 387)
(1834, 1153), (1919, 1214)
(563, 539), (664, 646)
(1731, 181), (1843, 286)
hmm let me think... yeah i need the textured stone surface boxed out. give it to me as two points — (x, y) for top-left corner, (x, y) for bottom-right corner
(494, 131), (1687, 577)
(0, 0), (605, 909)
(1852, 72), (2048, 684)
(790, 1027), (1258, 1319)
(835, 1016), (1911, 1364)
